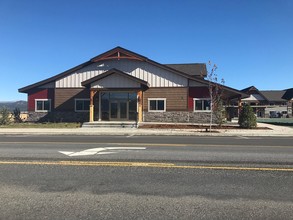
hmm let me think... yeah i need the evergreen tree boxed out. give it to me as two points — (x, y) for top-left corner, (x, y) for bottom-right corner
(0, 107), (11, 125)
(238, 104), (257, 129)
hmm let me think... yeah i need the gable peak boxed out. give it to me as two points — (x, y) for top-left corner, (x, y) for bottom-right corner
(91, 47), (146, 62)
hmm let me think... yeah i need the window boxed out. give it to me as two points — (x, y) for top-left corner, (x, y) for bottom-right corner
(194, 98), (211, 111)
(75, 99), (90, 112)
(148, 98), (166, 112)
(35, 99), (51, 112)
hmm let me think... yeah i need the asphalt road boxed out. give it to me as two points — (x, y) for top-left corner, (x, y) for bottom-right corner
(0, 135), (292, 219)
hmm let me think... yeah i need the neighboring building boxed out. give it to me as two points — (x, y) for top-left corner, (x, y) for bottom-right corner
(237, 86), (289, 118)
(282, 88), (293, 116)
(260, 90), (288, 117)
(240, 86), (267, 118)
(19, 47), (247, 124)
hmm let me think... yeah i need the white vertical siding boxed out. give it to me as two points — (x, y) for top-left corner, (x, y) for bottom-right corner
(55, 59), (188, 88)
(91, 74), (141, 88)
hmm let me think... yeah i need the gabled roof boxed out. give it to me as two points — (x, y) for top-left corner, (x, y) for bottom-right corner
(241, 86), (288, 102)
(260, 90), (287, 102)
(90, 47), (147, 62)
(241, 86), (259, 93)
(19, 46), (197, 93)
(18, 46), (247, 99)
(282, 88), (293, 100)
(164, 63), (207, 77)
(241, 86), (268, 101)
(81, 68), (149, 88)
(18, 61), (92, 93)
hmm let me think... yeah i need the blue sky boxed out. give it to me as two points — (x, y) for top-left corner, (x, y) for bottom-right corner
(0, 0), (292, 101)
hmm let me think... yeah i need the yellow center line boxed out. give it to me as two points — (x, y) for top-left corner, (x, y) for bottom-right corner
(0, 160), (292, 172)
(0, 142), (292, 148)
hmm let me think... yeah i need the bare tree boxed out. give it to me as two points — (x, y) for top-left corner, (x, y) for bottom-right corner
(206, 61), (225, 131)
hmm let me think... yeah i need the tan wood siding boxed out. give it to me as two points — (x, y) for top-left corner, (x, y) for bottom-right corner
(54, 88), (90, 111)
(143, 87), (188, 111)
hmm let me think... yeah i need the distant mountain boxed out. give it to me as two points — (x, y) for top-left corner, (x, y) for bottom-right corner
(0, 101), (27, 112)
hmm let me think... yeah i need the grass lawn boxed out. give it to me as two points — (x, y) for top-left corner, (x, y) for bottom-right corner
(257, 118), (293, 127)
(0, 122), (82, 129)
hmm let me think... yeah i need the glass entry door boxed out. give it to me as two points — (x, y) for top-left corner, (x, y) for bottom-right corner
(101, 92), (137, 121)
(110, 100), (128, 120)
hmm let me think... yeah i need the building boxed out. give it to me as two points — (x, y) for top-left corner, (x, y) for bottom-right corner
(282, 88), (293, 116)
(19, 47), (247, 124)
(237, 86), (289, 118)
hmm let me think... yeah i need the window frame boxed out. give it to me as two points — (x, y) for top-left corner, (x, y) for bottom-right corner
(193, 98), (211, 112)
(75, 98), (90, 112)
(35, 99), (51, 112)
(148, 98), (166, 112)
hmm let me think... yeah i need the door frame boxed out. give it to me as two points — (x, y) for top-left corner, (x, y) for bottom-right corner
(109, 100), (129, 121)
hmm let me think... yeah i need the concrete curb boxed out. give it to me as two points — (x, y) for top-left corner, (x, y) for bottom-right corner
(0, 123), (292, 137)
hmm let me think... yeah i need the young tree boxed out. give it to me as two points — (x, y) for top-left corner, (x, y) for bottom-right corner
(238, 104), (257, 129)
(13, 107), (23, 123)
(0, 107), (11, 125)
(206, 61), (225, 131)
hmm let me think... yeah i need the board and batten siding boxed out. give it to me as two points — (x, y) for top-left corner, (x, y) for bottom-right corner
(54, 88), (90, 111)
(56, 60), (188, 88)
(143, 87), (188, 111)
(91, 73), (141, 89)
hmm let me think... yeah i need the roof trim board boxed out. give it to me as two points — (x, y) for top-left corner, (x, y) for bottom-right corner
(81, 68), (149, 89)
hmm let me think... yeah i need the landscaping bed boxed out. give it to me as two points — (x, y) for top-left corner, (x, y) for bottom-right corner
(0, 122), (82, 129)
(139, 124), (271, 130)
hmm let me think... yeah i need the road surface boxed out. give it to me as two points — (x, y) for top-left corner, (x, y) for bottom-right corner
(0, 135), (292, 219)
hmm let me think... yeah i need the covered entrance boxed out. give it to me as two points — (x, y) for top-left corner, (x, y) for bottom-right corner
(100, 92), (137, 121)
(81, 68), (149, 123)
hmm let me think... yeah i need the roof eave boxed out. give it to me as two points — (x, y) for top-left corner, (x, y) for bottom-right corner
(18, 61), (92, 93)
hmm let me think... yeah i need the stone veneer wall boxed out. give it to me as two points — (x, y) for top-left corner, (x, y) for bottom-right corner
(143, 111), (218, 124)
(27, 112), (88, 123)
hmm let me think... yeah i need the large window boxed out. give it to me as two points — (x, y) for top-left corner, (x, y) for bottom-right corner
(35, 99), (51, 112)
(148, 98), (166, 112)
(75, 99), (90, 112)
(194, 98), (211, 111)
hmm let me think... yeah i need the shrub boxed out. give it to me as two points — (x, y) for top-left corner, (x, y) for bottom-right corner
(238, 104), (257, 129)
(13, 107), (23, 123)
(214, 100), (226, 127)
(0, 107), (11, 125)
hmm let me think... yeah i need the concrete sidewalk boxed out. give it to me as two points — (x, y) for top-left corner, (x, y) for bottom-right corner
(0, 123), (292, 137)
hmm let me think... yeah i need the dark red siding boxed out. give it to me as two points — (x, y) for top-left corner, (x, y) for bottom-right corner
(28, 88), (54, 111)
(188, 87), (209, 111)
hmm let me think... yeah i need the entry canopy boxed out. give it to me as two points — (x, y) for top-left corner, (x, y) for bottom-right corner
(81, 68), (149, 89)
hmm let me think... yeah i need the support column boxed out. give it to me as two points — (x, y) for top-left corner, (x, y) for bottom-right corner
(98, 91), (102, 121)
(89, 90), (97, 122)
(237, 96), (242, 117)
(137, 90), (143, 122)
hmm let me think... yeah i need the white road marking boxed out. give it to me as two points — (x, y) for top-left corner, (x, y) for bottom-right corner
(126, 134), (135, 138)
(59, 147), (146, 157)
(237, 136), (249, 139)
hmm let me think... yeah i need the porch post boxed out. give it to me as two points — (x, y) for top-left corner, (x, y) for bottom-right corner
(98, 91), (102, 121)
(137, 90), (143, 122)
(237, 96), (242, 117)
(89, 89), (95, 122)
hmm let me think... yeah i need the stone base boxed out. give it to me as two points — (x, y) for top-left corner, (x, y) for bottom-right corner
(26, 112), (88, 123)
(143, 111), (217, 124)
